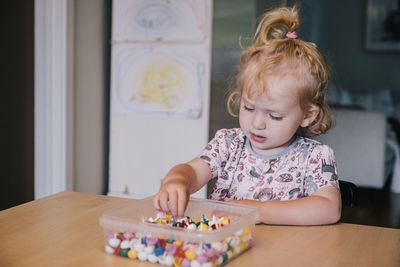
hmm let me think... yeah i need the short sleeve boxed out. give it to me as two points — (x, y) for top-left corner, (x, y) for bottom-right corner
(303, 144), (339, 196)
(198, 129), (238, 179)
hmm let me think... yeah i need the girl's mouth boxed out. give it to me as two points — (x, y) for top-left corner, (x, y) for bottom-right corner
(250, 133), (266, 143)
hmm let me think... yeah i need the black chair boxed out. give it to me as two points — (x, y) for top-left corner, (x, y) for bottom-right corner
(339, 180), (358, 207)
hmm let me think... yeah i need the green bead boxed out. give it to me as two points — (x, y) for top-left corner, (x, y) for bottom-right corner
(223, 254), (229, 263)
(120, 248), (130, 257)
(167, 238), (175, 243)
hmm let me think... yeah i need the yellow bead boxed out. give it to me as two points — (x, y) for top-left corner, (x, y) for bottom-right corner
(221, 218), (230, 225)
(173, 240), (183, 246)
(185, 249), (196, 260)
(127, 249), (138, 259)
(239, 242), (248, 251)
(173, 256), (183, 267)
(242, 226), (251, 235)
(197, 223), (209, 230)
(231, 246), (236, 256)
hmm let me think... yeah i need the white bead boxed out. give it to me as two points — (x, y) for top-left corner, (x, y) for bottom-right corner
(105, 245), (115, 254)
(231, 236), (240, 246)
(108, 237), (120, 248)
(201, 263), (213, 267)
(235, 229), (243, 236)
(195, 246), (203, 255)
(221, 242), (228, 252)
(130, 238), (141, 248)
(234, 245), (241, 254)
(211, 241), (222, 252)
(120, 240), (130, 249)
(227, 251), (233, 259)
(190, 260), (201, 267)
(217, 256), (224, 265)
(134, 243), (145, 252)
(144, 245), (154, 254)
(147, 253), (158, 263)
(163, 255), (174, 266)
(138, 251), (147, 261)
(187, 223), (197, 230)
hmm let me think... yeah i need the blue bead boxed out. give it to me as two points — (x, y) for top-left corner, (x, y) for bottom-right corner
(141, 237), (146, 244)
(154, 247), (165, 256)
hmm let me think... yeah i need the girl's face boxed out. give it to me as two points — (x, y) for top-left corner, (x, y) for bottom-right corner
(239, 78), (315, 156)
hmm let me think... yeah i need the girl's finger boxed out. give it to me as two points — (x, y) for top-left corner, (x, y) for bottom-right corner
(153, 194), (161, 211)
(159, 191), (170, 214)
(168, 191), (178, 217)
(177, 190), (188, 217)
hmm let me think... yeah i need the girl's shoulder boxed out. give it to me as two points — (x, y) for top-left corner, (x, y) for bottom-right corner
(210, 128), (246, 151)
(296, 136), (335, 155)
(213, 128), (245, 142)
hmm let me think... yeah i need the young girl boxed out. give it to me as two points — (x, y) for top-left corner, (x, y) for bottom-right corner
(153, 5), (341, 225)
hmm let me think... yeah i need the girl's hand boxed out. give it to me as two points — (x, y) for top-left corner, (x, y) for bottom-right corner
(153, 176), (189, 218)
(153, 159), (212, 218)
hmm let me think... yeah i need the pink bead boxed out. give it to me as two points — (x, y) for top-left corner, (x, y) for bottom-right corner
(205, 247), (217, 257)
(123, 232), (134, 240)
(182, 258), (191, 267)
(146, 236), (158, 246)
(196, 255), (208, 264)
(166, 244), (177, 255)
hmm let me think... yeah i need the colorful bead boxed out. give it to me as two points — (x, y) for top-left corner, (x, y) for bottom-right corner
(120, 248), (129, 257)
(146, 236), (158, 246)
(108, 237), (120, 248)
(181, 258), (191, 267)
(184, 249), (196, 260)
(120, 240), (130, 249)
(103, 213), (252, 266)
(123, 232), (134, 240)
(173, 256), (183, 267)
(127, 249), (138, 259)
(138, 251), (147, 261)
(105, 245), (115, 254)
(173, 240), (183, 247)
(148, 254), (158, 263)
(154, 247), (165, 256)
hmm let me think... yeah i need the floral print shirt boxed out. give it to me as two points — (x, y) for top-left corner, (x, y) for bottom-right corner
(199, 128), (339, 201)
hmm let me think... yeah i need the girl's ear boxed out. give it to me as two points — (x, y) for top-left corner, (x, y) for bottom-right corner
(300, 105), (319, 127)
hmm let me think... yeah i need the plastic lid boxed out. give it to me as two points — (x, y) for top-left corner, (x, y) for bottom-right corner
(100, 197), (260, 243)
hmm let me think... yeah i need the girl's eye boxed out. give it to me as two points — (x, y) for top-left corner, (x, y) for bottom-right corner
(244, 105), (254, 111)
(269, 114), (283, 121)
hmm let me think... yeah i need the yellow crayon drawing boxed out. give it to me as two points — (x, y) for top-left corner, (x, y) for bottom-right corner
(130, 59), (188, 110)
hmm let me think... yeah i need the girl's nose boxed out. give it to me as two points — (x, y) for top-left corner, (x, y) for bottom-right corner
(252, 112), (266, 130)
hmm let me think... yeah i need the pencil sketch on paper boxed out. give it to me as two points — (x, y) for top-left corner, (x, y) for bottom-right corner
(112, 0), (207, 43)
(111, 44), (204, 118)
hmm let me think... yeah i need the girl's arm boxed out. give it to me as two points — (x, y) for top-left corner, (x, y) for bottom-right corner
(234, 186), (341, 225)
(153, 158), (212, 217)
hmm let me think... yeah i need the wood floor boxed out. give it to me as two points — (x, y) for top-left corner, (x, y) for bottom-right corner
(340, 183), (400, 229)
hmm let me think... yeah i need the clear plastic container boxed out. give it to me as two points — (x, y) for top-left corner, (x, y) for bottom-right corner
(100, 197), (260, 266)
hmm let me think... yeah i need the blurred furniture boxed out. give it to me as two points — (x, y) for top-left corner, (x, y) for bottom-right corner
(339, 180), (359, 207)
(1, 191), (400, 266)
(315, 108), (388, 188)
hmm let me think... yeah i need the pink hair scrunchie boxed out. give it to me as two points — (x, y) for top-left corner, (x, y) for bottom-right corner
(286, 31), (298, 39)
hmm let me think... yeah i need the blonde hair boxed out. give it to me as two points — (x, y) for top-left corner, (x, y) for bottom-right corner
(227, 4), (333, 137)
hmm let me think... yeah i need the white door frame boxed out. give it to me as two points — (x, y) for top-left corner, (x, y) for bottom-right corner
(34, 0), (74, 199)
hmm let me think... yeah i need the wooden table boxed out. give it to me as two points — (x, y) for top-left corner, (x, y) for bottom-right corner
(1, 191), (399, 266)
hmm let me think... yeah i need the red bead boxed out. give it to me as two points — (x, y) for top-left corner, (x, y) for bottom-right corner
(158, 239), (167, 248)
(116, 234), (125, 241)
(114, 246), (121, 256)
(176, 247), (186, 258)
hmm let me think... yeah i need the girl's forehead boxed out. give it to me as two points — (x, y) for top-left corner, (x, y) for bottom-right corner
(245, 74), (300, 100)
